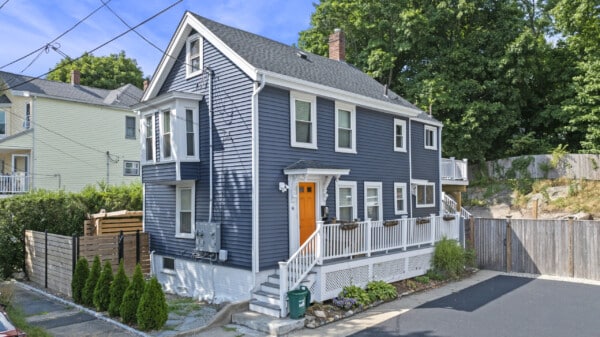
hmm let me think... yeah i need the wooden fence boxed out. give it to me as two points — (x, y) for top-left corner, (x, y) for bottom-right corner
(474, 218), (600, 280)
(25, 230), (150, 297)
(84, 210), (143, 236)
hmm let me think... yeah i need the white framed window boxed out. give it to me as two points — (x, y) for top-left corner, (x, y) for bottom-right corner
(336, 180), (357, 222)
(185, 109), (195, 157)
(186, 34), (203, 78)
(364, 182), (382, 221)
(394, 183), (407, 215)
(335, 102), (356, 153)
(123, 161), (140, 176)
(0, 110), (5, 137)
(290, 91), (317, 149)
(413, 181), (435, 208)
(162, 257), (175, 274)
(143, 115), (154, 162)
(424, 125), (437, 150)
(394, 119), (407, 152)
(176, 184), (195, 238)
(161, 110), (172, 160)
(125, 116), (136, 139)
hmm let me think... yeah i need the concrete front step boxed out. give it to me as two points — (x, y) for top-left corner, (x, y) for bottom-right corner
(232, 311), (305, 336)
(260, 281), (280, 295)
(249, 299), (282, 318)
(253, 290), (281, 306)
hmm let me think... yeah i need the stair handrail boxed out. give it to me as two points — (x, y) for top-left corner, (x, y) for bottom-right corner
(442, 193), (472, 219)
(277, 221), (323, 317)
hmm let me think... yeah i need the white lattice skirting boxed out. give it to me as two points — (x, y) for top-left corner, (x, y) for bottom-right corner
(312, 248), (434, 301)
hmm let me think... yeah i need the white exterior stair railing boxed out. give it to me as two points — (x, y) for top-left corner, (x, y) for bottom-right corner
(442, 193), (472, 219)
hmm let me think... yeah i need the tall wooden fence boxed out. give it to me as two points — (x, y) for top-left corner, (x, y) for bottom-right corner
(25, 230), (150, 297)
(474, 218), (600, 280)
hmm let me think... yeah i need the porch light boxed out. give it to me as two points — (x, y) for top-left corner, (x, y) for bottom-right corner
(279, 182), (289, 193)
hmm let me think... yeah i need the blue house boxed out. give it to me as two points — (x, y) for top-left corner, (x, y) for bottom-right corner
(135, 11), (468, 317)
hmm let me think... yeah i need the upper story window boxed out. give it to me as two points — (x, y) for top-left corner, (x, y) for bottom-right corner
(336, 180), (357, 222)
(161, 110), (172, 159)
(424, 125), (437, 150)
(394, 182), (407, 215)
(144, 115), (154, 162)
(364, 182), (382, 221)
(290, 91), (317, 149)
(186, 34), (203, 78)
(24, 103), (31, 129)
(125, 116), (136, 139)
(335, 102), (356, 153)
(413, 180), (435, 208)
(394, 119), (407, 152)
(0, 110), (5, 137)
(185, 109), (195, 157)
(176, 183), (195, 239)
(123, 160), (140, 176)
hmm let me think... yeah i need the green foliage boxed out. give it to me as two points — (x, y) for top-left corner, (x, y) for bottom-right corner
(136, 277), (168, 331)
(120, 264), (145, 324)
(366, 281), (397, 302)
(506, 156), (534, 194)
(432, 237), (466, 279)
(464, 248), (477, 269)
(338, 285), (371, 307)
(5, 305), (53, 337)
(47, 51), (144, 90)
(82, 256), (101, 307)
(414, 275), (430, 284)
(425, 269), (446, 281)
(71, 257), (89, 304)
(108, 260), (130, 317)
(93, 261), (113, 311)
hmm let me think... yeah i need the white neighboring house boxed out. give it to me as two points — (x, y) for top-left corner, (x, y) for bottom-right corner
(0, 70), (143, 194)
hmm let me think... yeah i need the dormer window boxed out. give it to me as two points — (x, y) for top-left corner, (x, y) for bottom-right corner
(186, 34), (203, 78)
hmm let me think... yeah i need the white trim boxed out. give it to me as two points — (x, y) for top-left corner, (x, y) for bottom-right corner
(251, 74), (265, 277)
(424, 125), (438, 150)
(394, 182), (408, 215)
(335, 101), (356, 153)
(186, 33), (203, 78)
(394, 119), (407, 152)
(160, 109), (173, 161)
(336, 180), (357, 221)
(175, 183), (195, 239)
(141, 114), (155, 164)
(412, 181), (436, 208)
(283, 167), (350, 176)
(290, 91), (317, 149)
(363, 182), (383, 221)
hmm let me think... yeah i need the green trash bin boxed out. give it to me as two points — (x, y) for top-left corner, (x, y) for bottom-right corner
(287, 286), (311, 319)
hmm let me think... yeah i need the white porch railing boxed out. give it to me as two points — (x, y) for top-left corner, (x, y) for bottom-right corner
(0, 174), (30, 194)
(441, 157), (468, 182)
(278, 214), (460, 316)
(442, 193), (472, 219)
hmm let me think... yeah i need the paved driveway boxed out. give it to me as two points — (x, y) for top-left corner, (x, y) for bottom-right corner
(350, 275), (600, 337)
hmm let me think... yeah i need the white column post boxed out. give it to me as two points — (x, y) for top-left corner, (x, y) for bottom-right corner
(316, 221), (323, 265)
(366, 218), (372, 257)
(430, 213), (436, 245)
(401, 216), (408, 251)
(278, 262), (288, 318)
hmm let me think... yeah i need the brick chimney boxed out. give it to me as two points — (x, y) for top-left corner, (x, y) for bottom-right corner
(328, 28), (346, 62)
(70, 69), (80, 86)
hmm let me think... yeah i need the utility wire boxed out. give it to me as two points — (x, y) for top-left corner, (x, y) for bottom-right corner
(0, 0), (9, 10)
(0, 0), (112, 70)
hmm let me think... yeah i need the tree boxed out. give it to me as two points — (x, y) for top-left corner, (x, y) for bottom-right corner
(136, 277), (168, 331)
(93, 260), (113, 311)
(47, 51), (144, 90)
(71, 257), (89, 304)
(108, 260), (130, 317)
(82, 256), (101, 307)
(120, 264), (145, 324)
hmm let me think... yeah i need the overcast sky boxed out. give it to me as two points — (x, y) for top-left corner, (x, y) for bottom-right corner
(0, 0), (316, 79)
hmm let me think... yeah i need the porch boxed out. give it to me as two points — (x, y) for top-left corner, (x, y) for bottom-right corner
(0, 174), (30, 194)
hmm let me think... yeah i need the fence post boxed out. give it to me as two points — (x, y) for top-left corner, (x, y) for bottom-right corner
(72, 234), (78, 275)
(366, 219), (372, 257)
(44, 229), (48, 289)
(469, 215), (475, 249)
(118, 230), (124, 263)
(568, 216), (574, 278)
(505, 215), (512, 273)
(401, 216), (408, 251)
(136, 230), (141, 264)
(430, 214), (436, 245)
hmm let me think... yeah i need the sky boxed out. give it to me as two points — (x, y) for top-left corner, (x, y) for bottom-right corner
(0, 0), (317, 79)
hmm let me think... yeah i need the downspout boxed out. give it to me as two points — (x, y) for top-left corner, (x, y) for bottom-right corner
(408, 117), (413, 218)
(30, 95), (36, 190)
(207, 67), (214, 223)
(251, 73), (266, 283)
(438, 124), (443, 216)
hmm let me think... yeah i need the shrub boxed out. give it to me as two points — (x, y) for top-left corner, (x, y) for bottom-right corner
(71, 257), (89, 304)
(414, 275), (430, 284)
(93, 260), (113, 311)
(120, 264), (145, 324)
(366, 281), (397, 302)
(425, 269), (446, 281)
(82, 256), (101, 307)
(432, 237), (466, 279)
(464, 248), (477, 268)
(136, 277), (168, 331)
(108, 260), (129, 317)
(338, 285), (371, 307)
(332, 297), (357, 310)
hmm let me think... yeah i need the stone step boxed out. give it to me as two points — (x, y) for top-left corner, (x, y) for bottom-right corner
(248, 299), (281, 318)
(253, 290), (281, 306)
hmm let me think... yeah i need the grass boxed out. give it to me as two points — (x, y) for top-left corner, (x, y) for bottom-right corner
(167, 297), (204, 316)
(5, 306), (53, 337)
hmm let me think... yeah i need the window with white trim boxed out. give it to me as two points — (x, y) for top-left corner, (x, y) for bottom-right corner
(185, 109), (195, 156)
(424, 125), (437, 150)
(186, 34), (203, 77)
(364, 182), (382, 221)
(161, 110), (172, 159)
(176, 184), (195, 238)
(125, 116), (136, 139)
(144, 115), (154, 162)
(162, 257), (175, 273)
(394, 119), (406, 152)
(0, 110), (5, 137)
(394, 183), (407, 215)
(290, 91), (317, 149)
(414, 181), (435, 208)
(336, 181), (357, 222)
(123, 160), (140, 176)
(335, 102), (356, 153)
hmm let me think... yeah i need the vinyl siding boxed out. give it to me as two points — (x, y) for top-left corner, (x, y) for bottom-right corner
(144, 34), (254, 269)
(410, 122), (440, 217)
(142, 163), (176, 182)
(258, 86), (416, 268)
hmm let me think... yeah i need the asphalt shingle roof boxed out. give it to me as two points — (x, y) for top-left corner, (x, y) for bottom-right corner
(0, 71), (142, 108)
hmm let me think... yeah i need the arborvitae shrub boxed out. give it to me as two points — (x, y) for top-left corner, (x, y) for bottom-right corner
(120, 264), (145, 324)
(93, 260), (113, 311)
(71, 257), (89, 304)
(82, 256), (101, 307)
(108, 260), (129, 317)
(136, 277), (168, 331)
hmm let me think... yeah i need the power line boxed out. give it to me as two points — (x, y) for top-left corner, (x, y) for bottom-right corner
(0, 0), (9, 10)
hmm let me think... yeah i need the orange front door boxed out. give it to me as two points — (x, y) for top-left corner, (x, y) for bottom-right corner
(298, 182), (316, 245)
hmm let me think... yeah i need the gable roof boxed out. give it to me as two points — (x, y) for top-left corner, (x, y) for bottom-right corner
(0, 71), (142, 109)
(145, 12), (440, 124)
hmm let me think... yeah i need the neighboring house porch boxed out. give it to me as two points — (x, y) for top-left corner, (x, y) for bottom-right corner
(0, 133), (32, 194)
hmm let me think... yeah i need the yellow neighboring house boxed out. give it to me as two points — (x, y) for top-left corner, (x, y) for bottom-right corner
(0, 70), (143, 194)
